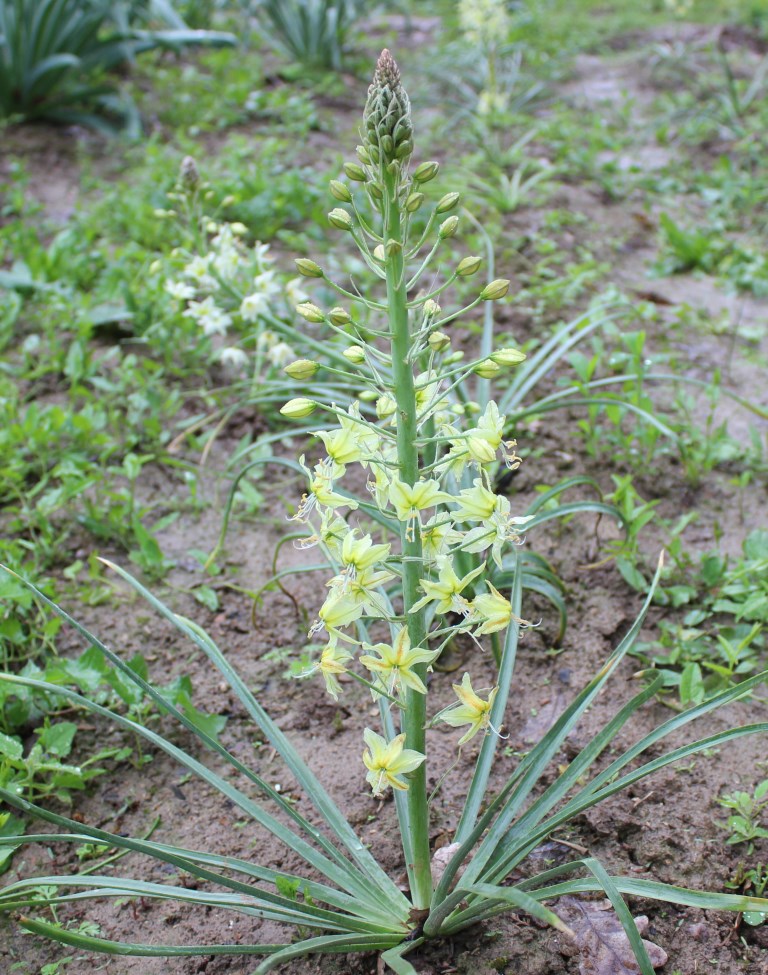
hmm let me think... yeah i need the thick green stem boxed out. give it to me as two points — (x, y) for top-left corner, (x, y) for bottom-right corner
(383, 167), (433, 910)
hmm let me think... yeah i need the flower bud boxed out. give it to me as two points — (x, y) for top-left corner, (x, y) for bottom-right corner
(373, 244), (386, 262)
(328, 306), (352, 326)
(358, 389), (377, 402)
(280, 398), (317, 418)
(295, 258), (324, 278)
(179, 155), (200, 189)
(231, 222), (248, 235)
(456, 255), (482, 276)
(284, 359), (319, 380)
(220, 195), (236, 207)
(405, 192), (424, 212)
(423, 299), (441, 318)
(376, 394), (396, 418)
(368, 182), (384, 201)
(344, 162), (367, 181)
(296, 302), (325, 323)
(436, 191), (460, 213)
(474, 358), (501, 378)
(385, 238), (402, 257)
(490, 347), (527, 366)
(479, 278), (510, 301)
(343, 345), (366, 364)
(428, 331), (450, 352)
(330, 180), (352, 202)
(356, 145), (372, 166)
(438, 215), (459, 239)
(443, 351), (465, 364)
(412, 160), (440, 183)
(328, 208), (353, 231)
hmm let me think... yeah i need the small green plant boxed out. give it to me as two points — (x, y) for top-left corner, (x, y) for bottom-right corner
(631, 530), (768, 706)
(725, 862), (768, 926)
(717, 780), (768, 855)
(254, 0), (364, 70)
(0, 0), (234, 130)
(1, 51), (766, 975)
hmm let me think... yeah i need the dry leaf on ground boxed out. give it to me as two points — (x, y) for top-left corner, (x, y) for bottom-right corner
(557, 896), (668, 974)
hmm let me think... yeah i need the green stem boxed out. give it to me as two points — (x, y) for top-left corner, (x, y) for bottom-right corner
(384, 167), (432, 911)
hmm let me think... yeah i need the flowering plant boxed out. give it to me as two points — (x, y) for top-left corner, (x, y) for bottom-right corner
(1, 52), (766, 975)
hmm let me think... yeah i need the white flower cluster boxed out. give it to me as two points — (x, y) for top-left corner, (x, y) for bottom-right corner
(458, 0), (511, 50)
(162, 222), (311, 370)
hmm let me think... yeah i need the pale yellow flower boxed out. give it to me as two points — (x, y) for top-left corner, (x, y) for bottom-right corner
(359, 628), (439, 695)
(314, 638), (353, 700)
(410, 559), (485, 616)
(451, 478), (498, 522)
(470, 583), (513, 635)
(440, 673), (499, 745)
(388, 477), (449, 523)
(311, 592), (364, 636)
(362, 729), (425, 796)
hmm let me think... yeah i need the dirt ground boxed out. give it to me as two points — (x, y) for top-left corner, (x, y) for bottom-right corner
(2, 17), (768, 975)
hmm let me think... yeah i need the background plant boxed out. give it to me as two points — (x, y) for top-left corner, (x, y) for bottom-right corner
(0, 0), (235, 131)
(252, 0), (367, 70)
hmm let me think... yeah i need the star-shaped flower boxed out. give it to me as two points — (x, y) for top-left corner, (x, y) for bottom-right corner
(359, 627), (439, 696)
(362, 729), (425, 797)
(440, 673), (498, 745)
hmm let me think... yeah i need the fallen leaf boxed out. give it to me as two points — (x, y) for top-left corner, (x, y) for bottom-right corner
(558, 896), (668, 974)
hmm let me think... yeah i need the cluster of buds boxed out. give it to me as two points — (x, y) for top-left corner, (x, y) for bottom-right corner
(281, 51), (529, 799)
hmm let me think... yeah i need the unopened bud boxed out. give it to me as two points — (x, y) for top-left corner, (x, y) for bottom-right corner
(280, 398), (317, 418)
(356, 145), (372, 166)
(456, 255), (482, 276)
(490, 347), (527, 366)
(428, 331), (450, 352)
(344, 162), (367, 181)
(295, 258), (324, 278)
(436, 192), (460, 213)
(231, 222), (248, 235)
(328, 306), (352, 326)
(368, 182), (384, 201)
(474, 359), (501, 378)
(149, 260), (161, 275)
(385, 239), (402, 257)
(296, 302), (325, 323)
(343, 346), (366, 364)
(373, 244), (386, 262)
(376, 394), (396, 418)
(328, 208), (353, 231)
(220, 194), (236, 207)
(330, 180), (352, 202)
(479, 278), (510, 301)
(358, 389), (377, 402)
(405, 192), (424, 212)
(412, 161), (440, 183)
(284, 359), (319, 380)
(443, 351), (465, 364)
(180, 156), (200, 189)
(423, 299), (441, 318)
(438, 216), (459, 239)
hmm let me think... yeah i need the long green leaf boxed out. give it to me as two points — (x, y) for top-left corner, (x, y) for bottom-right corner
(101, 560), (409, 912)
(0, 668), (394, 919)
(18, 916), (285, 957)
